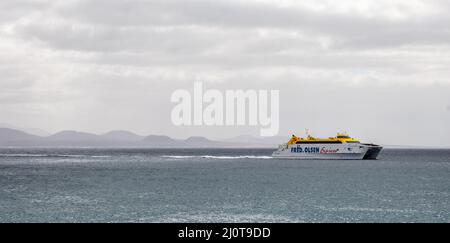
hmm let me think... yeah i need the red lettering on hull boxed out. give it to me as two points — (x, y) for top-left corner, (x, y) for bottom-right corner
(320, 148), (339, 154)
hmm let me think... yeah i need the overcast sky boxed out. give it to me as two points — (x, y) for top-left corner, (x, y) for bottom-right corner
(1, 0), (450, 146)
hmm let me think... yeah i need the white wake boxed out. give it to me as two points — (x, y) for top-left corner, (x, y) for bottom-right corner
(161, 155), (273, 160)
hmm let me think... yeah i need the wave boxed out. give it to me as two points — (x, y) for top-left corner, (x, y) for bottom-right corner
(0, 154), (49, 157)
(161, 155), (273, 160)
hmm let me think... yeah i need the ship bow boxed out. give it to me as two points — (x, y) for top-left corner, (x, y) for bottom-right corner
(362, 144), (383, 160)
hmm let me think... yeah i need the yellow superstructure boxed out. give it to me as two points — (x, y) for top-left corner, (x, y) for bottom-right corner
(287, 133), (360, 145)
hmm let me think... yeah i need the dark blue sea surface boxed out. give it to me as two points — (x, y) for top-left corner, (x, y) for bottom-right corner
(0, 148), (449, 222)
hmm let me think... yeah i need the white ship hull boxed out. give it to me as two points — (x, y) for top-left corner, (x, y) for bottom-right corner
(272, 143), (382, 160)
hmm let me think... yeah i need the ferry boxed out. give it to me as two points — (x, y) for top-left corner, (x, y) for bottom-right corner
(272, 132), (382, 160)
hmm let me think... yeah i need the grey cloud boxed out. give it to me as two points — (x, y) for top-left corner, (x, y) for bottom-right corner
(0, 0), (51, 22)
(13, 19), (447, 74)
(1, 0), (450, 145)
(5, 0), (450, 62)
(53, 0), (450, 49)
(15, 23), (228, 54)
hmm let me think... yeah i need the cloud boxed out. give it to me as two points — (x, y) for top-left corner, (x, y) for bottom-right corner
(52, 0), (450, 48)
(0, 0), (449, 145)
(3, 0), (448, 75)
(5, 0), (449, 52)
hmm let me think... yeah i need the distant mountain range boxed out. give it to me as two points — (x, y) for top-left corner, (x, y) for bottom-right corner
(0, 127), (284, 148)
(0, 123), (50, 137)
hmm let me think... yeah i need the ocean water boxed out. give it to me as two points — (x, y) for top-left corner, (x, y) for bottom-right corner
(0, 148), (449, 223)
